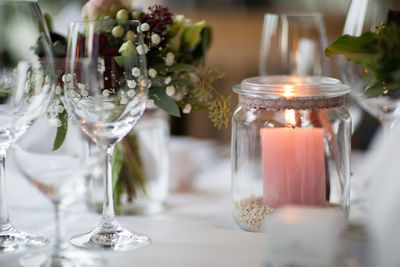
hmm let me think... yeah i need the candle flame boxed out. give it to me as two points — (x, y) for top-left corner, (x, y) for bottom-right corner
(283, 85), (295, 98)
(285, 109), (296, 127)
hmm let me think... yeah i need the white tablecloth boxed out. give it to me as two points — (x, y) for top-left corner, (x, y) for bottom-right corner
(0, 145), (367, 267)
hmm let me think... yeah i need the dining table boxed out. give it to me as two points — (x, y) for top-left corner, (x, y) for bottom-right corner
(0, 138), (368, 267)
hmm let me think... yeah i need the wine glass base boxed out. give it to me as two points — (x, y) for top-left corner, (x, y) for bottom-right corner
(20, 248), (106, 267)
(70, 225), (151, 251)
(0, 226), (48, 253)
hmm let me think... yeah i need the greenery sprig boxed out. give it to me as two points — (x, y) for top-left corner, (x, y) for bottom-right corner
(191, 68), (231, 129)
(325, 10), (400, 97)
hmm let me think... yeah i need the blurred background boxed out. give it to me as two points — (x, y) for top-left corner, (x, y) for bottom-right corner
(38, 0), (379, 149)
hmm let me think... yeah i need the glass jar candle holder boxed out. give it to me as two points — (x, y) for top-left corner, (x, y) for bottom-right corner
(231, 76), (351, 232)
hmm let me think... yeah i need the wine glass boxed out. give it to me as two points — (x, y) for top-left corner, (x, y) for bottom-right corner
(0, 0), (54, 252)
(64, 20), (150, 250)
(13, 118), (105, 266)
(259, 12), (362, 133)
(341, 0), (400, 132)
(259, 13), (330, 76)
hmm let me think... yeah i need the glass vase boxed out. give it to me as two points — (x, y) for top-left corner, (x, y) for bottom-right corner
(87, 108), (170, 215)
(231, 76), (351, 232)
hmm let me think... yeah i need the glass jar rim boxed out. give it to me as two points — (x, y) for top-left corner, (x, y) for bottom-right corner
(233, 76), (350, 98)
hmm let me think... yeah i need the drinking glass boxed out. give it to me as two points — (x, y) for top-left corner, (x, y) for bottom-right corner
(14, 119), (105, 266)
(341, 0), (400, 132)
(0, 0), (54, 252)
(64, 20), (150, 250)
(259, 13), (329, 76)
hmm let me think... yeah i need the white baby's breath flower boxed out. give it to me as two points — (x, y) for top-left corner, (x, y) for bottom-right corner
(55, 85), (62, 95)
(166, 85), (175, 97)
(127, 89), (136, 97)
(151, 33), (161, 45)
(102, 89), (110, 97)
(69, 90), (77, 98)
(136, 44), (149, 55)
(136, 45), (144, 55)
(164, 76), (172, 85)
(147, 99), (154, 108)
(173, 92), (183, 101)
(147, 80), (152, 88)
(131, 67), (141, 77)
(120, 97), (129, 105)
(81, 89), (89, 97)
(140, 23), (150, 32)
(183, 103), (192, 114)
(165, 52), (174, 66)
(127, 80), (137, 89)
(148, 68), (157, 78)
(65, 74), (73, 83)
(56, 119), (62, 128)
(56, 105), (64, 113)
(77, 83), (85, 90)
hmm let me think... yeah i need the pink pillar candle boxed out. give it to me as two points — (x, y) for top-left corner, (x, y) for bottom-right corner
(260, 127), (326, 208)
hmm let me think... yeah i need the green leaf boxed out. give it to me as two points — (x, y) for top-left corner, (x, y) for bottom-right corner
(52, 109), (68, 151)
(114, 55), (139, 68)
(182, 20), (206, 49)
(167, 64), (197, 73)
(150, 86), (180, 117)
(325, 32), (376, 64)
(364, 78), (382, 97)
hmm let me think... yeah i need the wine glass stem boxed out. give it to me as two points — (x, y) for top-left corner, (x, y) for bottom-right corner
(102, 145), (116, 224)
(0, 148), (11, 231)
(54, 202), (67, 250)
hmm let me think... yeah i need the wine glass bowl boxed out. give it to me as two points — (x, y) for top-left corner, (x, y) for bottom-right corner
(64, 19), (150, 250)
(0, 0), (55, 252)
(14, 118), (105, 266)
(259, 13), (329, 76)
(14, 121), (91, 204)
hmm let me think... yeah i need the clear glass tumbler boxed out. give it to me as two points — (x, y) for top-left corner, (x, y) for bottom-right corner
(231, 76), (351, 232)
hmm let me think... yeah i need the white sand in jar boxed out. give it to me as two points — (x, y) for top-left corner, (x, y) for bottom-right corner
(233, 196), (343, 232)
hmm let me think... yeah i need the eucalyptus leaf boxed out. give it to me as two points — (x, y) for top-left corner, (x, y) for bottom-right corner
(150, 85), (180, 117)
(52, 109), (68, 151)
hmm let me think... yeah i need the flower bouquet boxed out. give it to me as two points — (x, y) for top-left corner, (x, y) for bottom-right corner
(42, 0), (231, 213)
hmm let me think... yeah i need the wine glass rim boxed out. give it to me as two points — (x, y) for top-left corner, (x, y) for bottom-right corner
(264, 12), (324, 18)
(69, 19), (141, 25)
(0, 0), (37, 2)
(233, 75), (350, 98)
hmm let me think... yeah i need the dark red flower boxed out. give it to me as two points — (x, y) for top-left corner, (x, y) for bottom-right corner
(141, 5), (173, 37)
